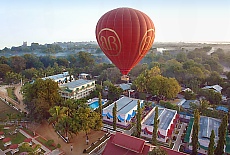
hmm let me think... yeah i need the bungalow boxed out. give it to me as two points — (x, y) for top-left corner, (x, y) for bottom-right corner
(141, 107), (179, 142)
(102, 96), (143, 126)
(185, 116), (222, 153)
(59, 79), (96, 100)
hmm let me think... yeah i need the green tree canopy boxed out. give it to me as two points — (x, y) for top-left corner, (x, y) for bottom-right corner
(192, 109), (200, 155)
(23, 78), (61, 122)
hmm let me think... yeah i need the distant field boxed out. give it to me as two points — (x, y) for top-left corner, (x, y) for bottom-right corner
(0, 99), (20, 121)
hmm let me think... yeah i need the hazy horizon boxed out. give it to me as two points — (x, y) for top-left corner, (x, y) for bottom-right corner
(1, 0), (230, 49)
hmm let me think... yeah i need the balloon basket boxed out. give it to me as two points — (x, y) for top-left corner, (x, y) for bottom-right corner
(121, 75), (129, 82)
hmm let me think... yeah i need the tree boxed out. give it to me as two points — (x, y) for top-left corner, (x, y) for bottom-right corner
(152, 106), (159, 145)
(112, 102), (117, 131)
(227, 72), (230, 80)
(0, 64), (12, 80)
(77, 51), (95, 68)
(48, 106), (66, 125)
(191, 109), (200, 155)
(184, 90), (196, 100)
(148, 146), (167, 155)
(23, 78), (61, 122)
(136, 100), (141, 138)
(214, 114), (228, 155)
(206, 71), (223, 85)
(199, 100), (209, 115)
(20, 143), (41, 155)
(208, 130), (215, 155)
(98, 92), (103, 119)
(9, 56), (26, 73)
(108, 85), (123, 101)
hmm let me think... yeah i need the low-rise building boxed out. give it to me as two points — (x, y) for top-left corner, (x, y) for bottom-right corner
(202, 84), (222, 93)
(185, 116), (222, 153)
(42, 71), (74, 84)
(102, 132), (150, 155)
(59, 79), (96, 100)
(141, 107), (179, 142)
(102, 96), (143, 126)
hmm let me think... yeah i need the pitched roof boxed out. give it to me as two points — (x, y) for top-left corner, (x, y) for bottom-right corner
(202, 85), (222, 93)
(161, 146), (188, 155)
(112, 132), (145, 153)
(102, 132), (150, 155)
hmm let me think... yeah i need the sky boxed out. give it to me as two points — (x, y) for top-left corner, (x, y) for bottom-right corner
(1, 0), (230, 49)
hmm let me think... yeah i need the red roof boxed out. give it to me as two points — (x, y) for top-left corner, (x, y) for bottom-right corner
(102, 132), (150, 155)
(161, 146), (188, 155)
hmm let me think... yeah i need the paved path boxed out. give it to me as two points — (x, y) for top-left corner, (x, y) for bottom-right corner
(36, 121), (106, 155)
(173, 123), (186, 151)
(0, 128), (64, 155)
(0, 84), (27, 113)
(0, 84), (107, 154)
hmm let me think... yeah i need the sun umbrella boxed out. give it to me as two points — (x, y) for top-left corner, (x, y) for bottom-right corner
(9, 144), (18, 149)
(3, 137), (11, 143)
(24, 138), (32, 142)
(0, 131), (4, 135)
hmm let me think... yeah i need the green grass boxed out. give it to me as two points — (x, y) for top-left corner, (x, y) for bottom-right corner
(36, 136), (56, 150)
(6, 87), (18, 101)
(0, 100), (20, 122)
(22, 128), (35, 137)
(0, 129), (26, 151)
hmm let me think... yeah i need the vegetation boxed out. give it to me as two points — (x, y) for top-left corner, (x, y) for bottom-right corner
(191, 109), (200, 155)
(112, 102), (117, 131)
(214, 114), (228, 155)
(19, 143), (42, 155)
(23, 78), (62, 122)
(98, 92), (103, 119)
(134, 67), (181, 100)
(136, 100), (141, 138)
(152, 106), (159, 145)
(148, 146), (168, 155)
(0, 100), (21, 122)
(49, 99), (102, 141)
(208, 130), (215, 155)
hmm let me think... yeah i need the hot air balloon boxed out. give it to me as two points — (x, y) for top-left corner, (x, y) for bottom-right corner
(96, 7), (155, 80)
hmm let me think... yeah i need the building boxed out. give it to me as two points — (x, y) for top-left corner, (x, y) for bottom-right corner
(102, 132), (150, 155)
(202, 84), (222, 93)
(184, 116), (222, 153)
(102, 96), (143, 126)
(78, 73), (90, 79)
(102, 132), (187, 155)
(59, 79), (96, 100)
(141, 107), (179, 142)
(42, 72), (74, 84)
(22, 41), (27, 47)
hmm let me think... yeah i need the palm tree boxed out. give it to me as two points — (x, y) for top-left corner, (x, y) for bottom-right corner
(54, 116), (72, 142)
(48, 106), (66, 125)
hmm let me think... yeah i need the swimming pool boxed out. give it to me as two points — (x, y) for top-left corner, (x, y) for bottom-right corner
(89, 101), (104, 109)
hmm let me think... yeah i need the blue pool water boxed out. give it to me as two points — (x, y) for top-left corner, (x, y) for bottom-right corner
(89, 101), (104, 109)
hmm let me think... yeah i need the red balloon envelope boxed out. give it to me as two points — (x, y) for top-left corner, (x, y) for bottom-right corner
(96, 7), (155, 75)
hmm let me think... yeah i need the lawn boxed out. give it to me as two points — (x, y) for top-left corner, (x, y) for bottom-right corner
(0, 128), (26, 151)
(36, 136), (56, 150)
(0, 100), (20, 122)
(6, 87), (18, 101)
